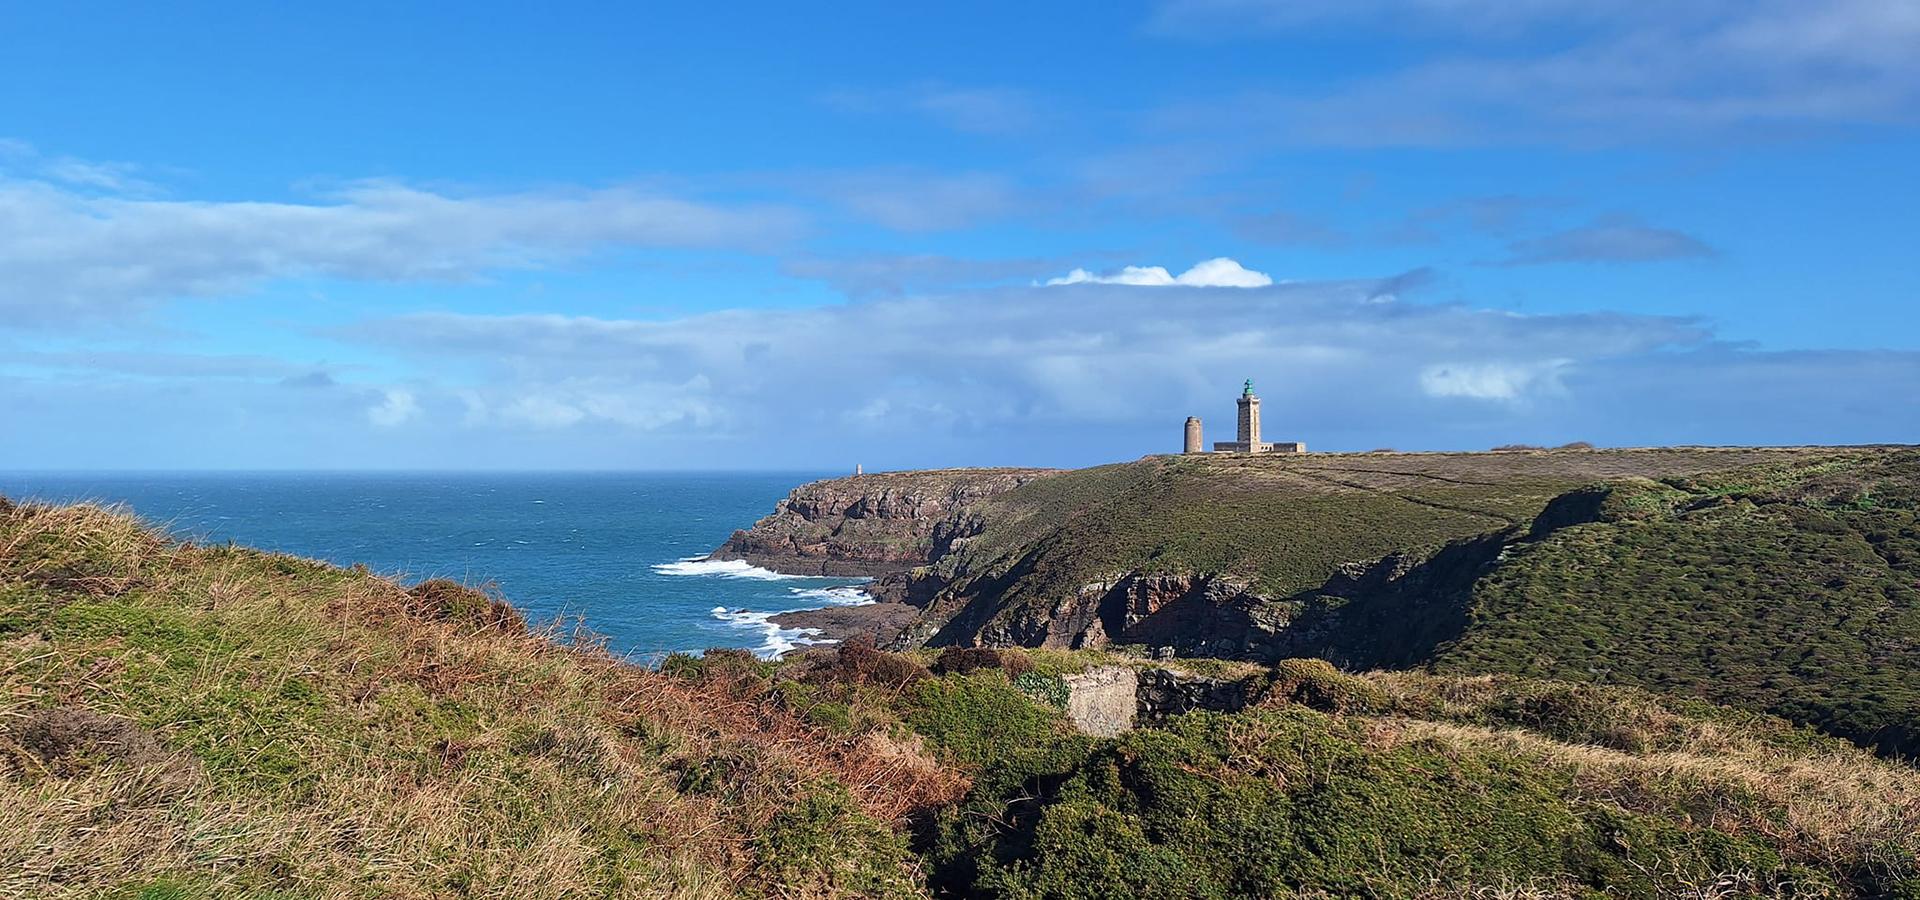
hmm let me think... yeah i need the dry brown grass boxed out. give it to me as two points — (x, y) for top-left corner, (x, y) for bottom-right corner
(1376, 718), (1920, 887)
(0, 499), (960, 899)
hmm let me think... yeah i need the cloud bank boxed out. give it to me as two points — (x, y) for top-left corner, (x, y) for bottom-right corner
(0, 167), (806, 325)
(5, 269), (1916, 468)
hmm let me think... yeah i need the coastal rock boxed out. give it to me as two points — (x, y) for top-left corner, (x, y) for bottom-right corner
(768, 602), (921, 648)
(714, 468), (1054, 577)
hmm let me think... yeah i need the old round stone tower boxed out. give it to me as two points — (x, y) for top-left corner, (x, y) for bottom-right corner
(1183, 417), (1203, 454)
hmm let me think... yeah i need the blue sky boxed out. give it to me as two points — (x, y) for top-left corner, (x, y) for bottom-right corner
(2, 0), (1917, 469)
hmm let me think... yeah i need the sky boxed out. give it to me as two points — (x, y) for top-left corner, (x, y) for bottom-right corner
(2, 0), (1917, 470)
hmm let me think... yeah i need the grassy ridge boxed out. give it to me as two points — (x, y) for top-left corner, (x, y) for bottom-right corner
(0, 500), (950, 899)
(912, 447), (1875, 649)
(903, 447), (1920, 761)
(1434, 452), (1920, 757)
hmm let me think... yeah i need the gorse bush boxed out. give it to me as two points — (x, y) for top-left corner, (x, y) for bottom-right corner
(404, 578), (525, 634)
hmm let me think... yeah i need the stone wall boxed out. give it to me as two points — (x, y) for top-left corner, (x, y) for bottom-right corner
(1059, 664), (1260, 736)
(1061, 666), (1139, 737)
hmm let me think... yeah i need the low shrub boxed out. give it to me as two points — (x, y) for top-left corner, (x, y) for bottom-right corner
(906, 672), (1066, 768)
(1262, 658), (1387, 714)
(931, 645), (1035, 678)
(405, 579), (525, 634)
(1012, 671), (1070, 709)
(815, 638), (927, 689)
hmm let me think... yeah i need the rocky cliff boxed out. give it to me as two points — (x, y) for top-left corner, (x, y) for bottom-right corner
(719, 446), (1920, 755)
(712, 467), (1055, 578)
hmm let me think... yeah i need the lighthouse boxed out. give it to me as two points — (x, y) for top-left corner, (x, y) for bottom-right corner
(1185, 379), (1306, 454)
(1236, 379), (1261, 450)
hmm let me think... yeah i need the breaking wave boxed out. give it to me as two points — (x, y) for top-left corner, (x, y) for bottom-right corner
(787, 586), (875, 606)
(651, 556), (800, 580)
(709, 607), (830, 659)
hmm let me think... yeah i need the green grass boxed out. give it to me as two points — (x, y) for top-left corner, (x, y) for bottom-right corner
(904, 447), (1878, 653)
(1434, 461), (1920, 757)
(0, 501), (937, 899)
(12, 471), (1920, 899)
(889, 446), (1920, 761)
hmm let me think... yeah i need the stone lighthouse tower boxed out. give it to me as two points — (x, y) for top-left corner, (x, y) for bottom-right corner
(1236, 379), (1261, 449)
(1191, 379), (1304, 454)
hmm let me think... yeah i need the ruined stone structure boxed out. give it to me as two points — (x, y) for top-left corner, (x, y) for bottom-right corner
(1185, 380), (1306, 454)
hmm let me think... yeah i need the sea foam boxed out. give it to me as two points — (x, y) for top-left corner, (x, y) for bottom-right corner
(651, 556), (800, 580)
(787, 586), (876, 606)
(709, 606), (830, 659)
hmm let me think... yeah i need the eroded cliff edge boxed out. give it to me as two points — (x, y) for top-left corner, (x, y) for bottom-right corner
(713, 467), (1056, 578)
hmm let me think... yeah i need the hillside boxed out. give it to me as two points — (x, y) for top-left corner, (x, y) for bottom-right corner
(722, 447), (1920, 758)
(5, 496), (1920, 897)
(0, 497), (950, 899)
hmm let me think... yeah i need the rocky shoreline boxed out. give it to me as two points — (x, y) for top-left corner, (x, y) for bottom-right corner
(710, 467), (1054, 650)
(768, 601), (920, 647)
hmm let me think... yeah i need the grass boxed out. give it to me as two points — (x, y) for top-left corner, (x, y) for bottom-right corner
(901, 446), (1879, 652)
(875, 446), (1920, 761)
(1431, 452), (1920, 757)
(9, 488), (1920, 898)
(0, 501), (951, 899)
(900, 660), (1920, 899)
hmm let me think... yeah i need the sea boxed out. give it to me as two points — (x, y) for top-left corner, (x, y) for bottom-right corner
(0, 471), (873, 661)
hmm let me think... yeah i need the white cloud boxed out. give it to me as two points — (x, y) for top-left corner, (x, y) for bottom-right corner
(0, 170), (807, 325)
(367, 389), (420, 427)
(1494, 217), (1715, 266)
(822, 85), (1039, 134)
(7, 276), (1919, 467)
(330, 273), (1704, 447)
(1045, 257), (1274, 287)
(808, 170), (1021, 231)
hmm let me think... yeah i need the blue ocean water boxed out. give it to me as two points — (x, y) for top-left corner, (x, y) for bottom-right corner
(0, 471), (870, 661)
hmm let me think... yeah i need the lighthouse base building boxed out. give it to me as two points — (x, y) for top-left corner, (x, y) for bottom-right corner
(1184, 380), (1306, 455)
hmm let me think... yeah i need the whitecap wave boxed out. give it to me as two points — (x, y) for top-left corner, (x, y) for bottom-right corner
(787, 586), (875, 606)
(651, 556), (801, 580)
(710, 606), (830, 658)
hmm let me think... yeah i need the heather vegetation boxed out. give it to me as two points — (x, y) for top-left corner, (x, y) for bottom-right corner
(8, 454), (1920, 898)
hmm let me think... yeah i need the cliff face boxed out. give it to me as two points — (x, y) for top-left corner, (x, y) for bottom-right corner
(713, 467), (1056, 577)
(881, 447), (1904, 658)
